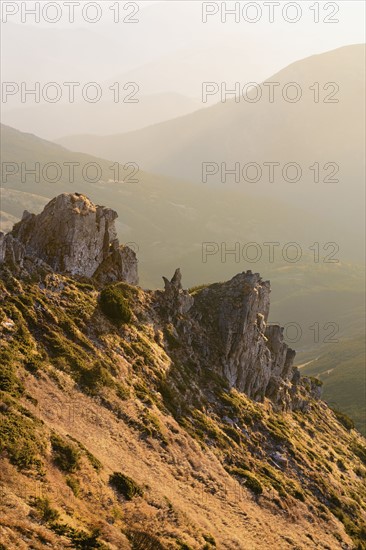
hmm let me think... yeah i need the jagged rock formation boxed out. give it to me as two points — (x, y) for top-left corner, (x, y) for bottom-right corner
(0, 193), (138, 285)
(162, 268), (194, 316)
(159, 270), (321, 411)
(0, 192), (318, 411)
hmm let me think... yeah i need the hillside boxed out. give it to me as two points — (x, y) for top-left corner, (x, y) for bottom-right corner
(1, 193), (366, 549)
(301, 335), (366, 435)
(1, 123), (364, 343)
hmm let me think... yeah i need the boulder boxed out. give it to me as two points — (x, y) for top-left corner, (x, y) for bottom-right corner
(0, 193), (138, 285)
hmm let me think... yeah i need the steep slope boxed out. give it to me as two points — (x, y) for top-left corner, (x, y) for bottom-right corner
(301, 335), (366, 435)
(1, 194), (365, 549)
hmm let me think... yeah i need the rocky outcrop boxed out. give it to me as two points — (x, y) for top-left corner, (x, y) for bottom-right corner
(161, 268), (194, 317)
(160, 270), (320, 411)
(0, 193), (138, 285)
(0, 191), (318, 412)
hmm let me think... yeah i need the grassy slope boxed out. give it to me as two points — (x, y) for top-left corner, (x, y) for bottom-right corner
(0, 271), (366, 549)
(1, 123), (365, 441)
(301, 335), (366, 435)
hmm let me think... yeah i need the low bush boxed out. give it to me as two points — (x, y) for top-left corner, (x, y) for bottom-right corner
(0, 407), (42, 469)
(51, 433), (80, 473)
(230, 467), (263, 495)
(66, 476), (81, 496)
(99, 284), (132, 324)
(0, 359), (23, 395)
(79, 363), (113, 394)
(51, 523), (108, 549)
(203, 533), (216, 546)
(30, 497), (60, 522)
(109, 471), (143, 500)
(24, 354), (43, 374)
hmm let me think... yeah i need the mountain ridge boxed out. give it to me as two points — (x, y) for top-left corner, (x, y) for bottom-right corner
(1, 193), (365, 549)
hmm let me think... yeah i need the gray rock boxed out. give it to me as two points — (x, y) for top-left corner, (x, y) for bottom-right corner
(0, 193), (138, 285)
(191, 271), (296, 406)
(161, 268), (194, 317)
(162, 270), (319, 411)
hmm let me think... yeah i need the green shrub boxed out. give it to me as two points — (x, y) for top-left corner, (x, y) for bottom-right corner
(66, 476), (80, 496)
(0, 360), (23, 395)
(109, 471), (143, 500)
(292, 489), (306, 502)
(134, 382), (154, 405)
(203, 533), (216, 546)
(51, 434), (80, 473)
(84, 449), (102, 472)
(65, 436), (103, 472)
(79, 363), (113, 394)
(230, 468), (263, 495)
(31, 497), (60, 522)
(99, 284), (132, 324)
(115, 382), (130, 400)
(0, 407), (42, 469)
(51, 523), (108, 549)
(24, 355), (43, 374)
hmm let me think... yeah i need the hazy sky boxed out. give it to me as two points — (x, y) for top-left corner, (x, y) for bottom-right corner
(2, 1), (365, 91)
(1, 1), (365, 131)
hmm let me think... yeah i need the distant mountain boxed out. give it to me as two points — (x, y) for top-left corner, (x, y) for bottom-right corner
(56, 45), (366, 264)
(56, 44), (365, 181)
(3, 93), (200, 141)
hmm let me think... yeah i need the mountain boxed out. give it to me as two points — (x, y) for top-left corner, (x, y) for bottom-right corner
(56, 44), (365, 183)
(2, 93), (200, 141)
(1, 193), (365, 549)
(55, 44), (366, 264)
(1, 123), (364, 348)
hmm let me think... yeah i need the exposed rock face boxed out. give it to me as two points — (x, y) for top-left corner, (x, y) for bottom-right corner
(0, 193), (138, 285)
(160, 270), (321, 411)
(162, 268), (194, 317)
(0, 191), (318, 411)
